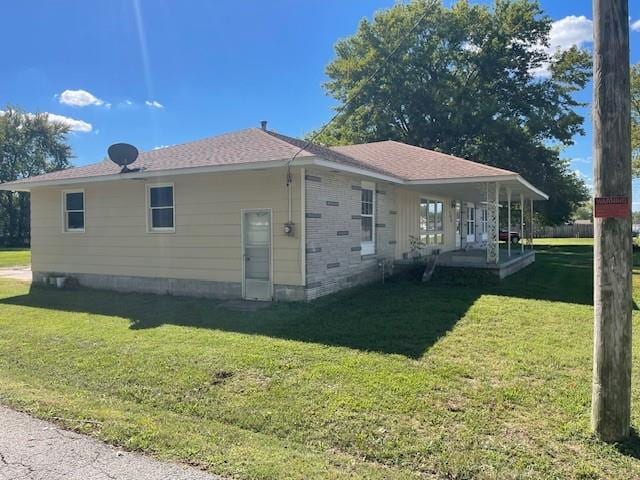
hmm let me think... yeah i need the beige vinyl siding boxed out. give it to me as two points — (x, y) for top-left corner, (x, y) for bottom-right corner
(394, 187), (457, 259)
(30, 168), (303, 286)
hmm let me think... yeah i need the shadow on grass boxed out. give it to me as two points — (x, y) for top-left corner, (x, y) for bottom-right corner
(0, 244), (605, 358)
(614, 427), (640, 460)
(0, 279), (480, 358)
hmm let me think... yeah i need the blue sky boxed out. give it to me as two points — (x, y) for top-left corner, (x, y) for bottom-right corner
(2, 1), (640, 206)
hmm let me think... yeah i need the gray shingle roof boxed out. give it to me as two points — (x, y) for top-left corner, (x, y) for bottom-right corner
(331, 141), (516, 180)
(2, 127), (517, 187)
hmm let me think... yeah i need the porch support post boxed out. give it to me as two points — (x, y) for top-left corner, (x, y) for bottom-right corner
(530, 198), (534, 249)
(507, 188), (512, 257)
(520, 193), (524, 254)
(486, 182), (499, 264)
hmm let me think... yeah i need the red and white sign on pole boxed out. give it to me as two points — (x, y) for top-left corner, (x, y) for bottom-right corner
(594, 196), (630, 218)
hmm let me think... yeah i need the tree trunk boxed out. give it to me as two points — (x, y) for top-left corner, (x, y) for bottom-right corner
(592, 0), (632, 442)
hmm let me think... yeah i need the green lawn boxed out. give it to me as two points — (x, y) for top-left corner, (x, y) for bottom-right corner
(0, 248), (30, 267)
(0, 240), (638, 479)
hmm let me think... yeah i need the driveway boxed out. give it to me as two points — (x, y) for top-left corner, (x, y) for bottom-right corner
(0, 406), (223, 480)
(0, 266), (31, 283)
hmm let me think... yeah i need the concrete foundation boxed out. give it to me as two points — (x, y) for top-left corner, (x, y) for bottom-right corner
(33, 272), (306, 302)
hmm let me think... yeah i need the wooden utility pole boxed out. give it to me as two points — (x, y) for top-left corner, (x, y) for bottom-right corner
(592, 0), (632, 442)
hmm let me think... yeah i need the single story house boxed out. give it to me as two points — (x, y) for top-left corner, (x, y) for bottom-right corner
(0, 124), (547, 301)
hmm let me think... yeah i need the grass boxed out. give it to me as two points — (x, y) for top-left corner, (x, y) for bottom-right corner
(0, 239), (639, 478)
(0, 248), (30, 267)
(533, 237), (595, 245)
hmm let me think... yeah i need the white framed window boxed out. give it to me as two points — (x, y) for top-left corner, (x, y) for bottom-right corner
(62, 190), (85, 232)
(147, 183), (175, 232)
(467, 205), (476, 237)
(361, 181), (375, 255)
(420, 199), (444, 245)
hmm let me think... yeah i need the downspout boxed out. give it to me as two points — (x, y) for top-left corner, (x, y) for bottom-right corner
(300, 167), (306, 287)
(287, 168), (293, 225)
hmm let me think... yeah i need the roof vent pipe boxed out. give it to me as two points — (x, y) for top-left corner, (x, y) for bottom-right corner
(260, 120), (267, 131)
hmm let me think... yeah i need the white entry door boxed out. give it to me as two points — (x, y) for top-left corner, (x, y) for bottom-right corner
(242, 210), (272, 301)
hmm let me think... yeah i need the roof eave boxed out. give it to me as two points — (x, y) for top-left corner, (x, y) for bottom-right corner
(312, 158), (403, 183)
(405, 174), (520, 185)
(0, 157), (548, 201)
(406, 175), (548, 200)
(0, 157), (309, 191)
(516, 175), (549, 200)
(0, 155), (403, 191)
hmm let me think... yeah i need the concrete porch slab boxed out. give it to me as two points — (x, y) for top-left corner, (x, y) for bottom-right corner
(437, 249), (535, 279)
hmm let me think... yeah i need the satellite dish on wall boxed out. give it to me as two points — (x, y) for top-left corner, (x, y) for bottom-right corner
(108, 143), (139, 173)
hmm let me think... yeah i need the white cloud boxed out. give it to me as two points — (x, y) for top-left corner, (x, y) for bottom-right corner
(116, 100), (135, 109)
(0, 109), (92, 133)
(153, 145), (168, 150)
(44, 113), (93, 132)
(532, 15), (593, 77)
(58, 89), (105, 107)
(632, 19), (640, 32)
(145, 100), (164, 109)
(548, 15), (593, 52)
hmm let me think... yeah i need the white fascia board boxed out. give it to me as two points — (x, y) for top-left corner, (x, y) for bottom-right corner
(0, 154), (548, 201)
(0, 155), (401, 192)
(406, 175), (548, 200)
(516, 176), (549, 200)
(311, 158), (403, 183)
(404, 174), (519, 185)
(0, 158), (303, 191)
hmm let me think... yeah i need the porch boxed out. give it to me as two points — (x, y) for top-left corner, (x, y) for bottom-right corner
(395, 175), (546, 280)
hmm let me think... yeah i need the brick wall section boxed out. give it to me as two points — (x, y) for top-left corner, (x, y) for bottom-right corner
(375, 187), (396, 259)
(304, 168), (396, 300)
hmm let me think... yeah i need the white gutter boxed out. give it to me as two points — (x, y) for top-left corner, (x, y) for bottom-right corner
(311, 158), (403, 183)
(405, 174), (548, 200)
(0, 156), (548, 200)
(516, 176), (549, 200)
(0, 158), (307, 191)
(404, 174), (519, 185)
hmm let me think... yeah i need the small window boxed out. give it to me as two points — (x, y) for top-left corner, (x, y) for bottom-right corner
(63, 190), (85, 232)
(148, 184), (174, 231)
(361, 182), (375, 255)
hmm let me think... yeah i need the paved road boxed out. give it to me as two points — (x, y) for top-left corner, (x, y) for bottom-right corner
(0, 266), (31, 283)
(0, 406), (223, 480)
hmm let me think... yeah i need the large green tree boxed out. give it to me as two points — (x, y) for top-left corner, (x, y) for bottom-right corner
(0, 107), (72, 245)
(312, 0), (590, 224)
